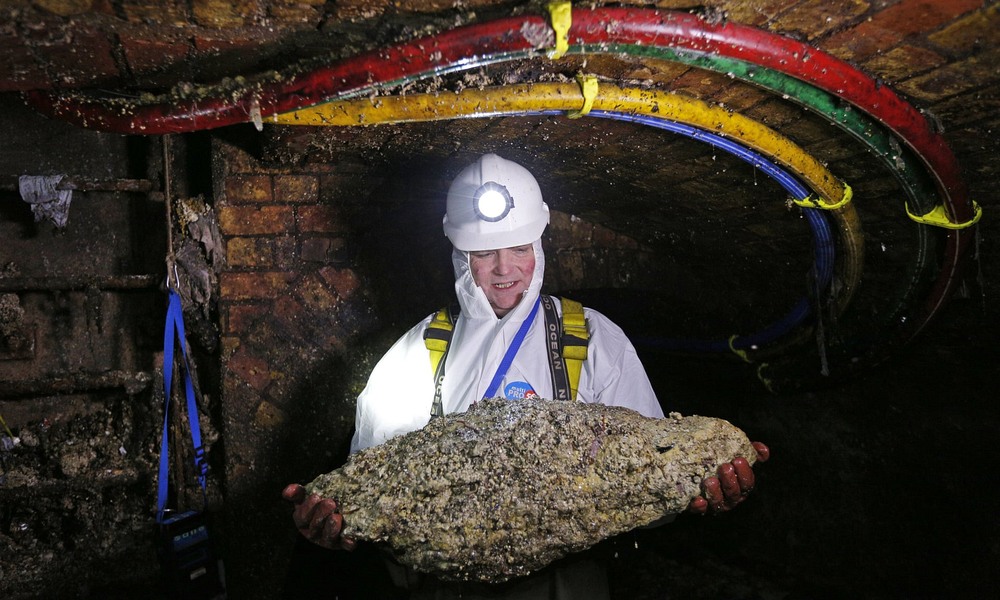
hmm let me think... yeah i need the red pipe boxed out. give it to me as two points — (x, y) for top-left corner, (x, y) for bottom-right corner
(27, 9), (970, 219)
(25, 20), (537, 135)
(26, 9), (968, 211)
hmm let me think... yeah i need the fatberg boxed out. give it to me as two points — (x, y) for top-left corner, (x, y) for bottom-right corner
(306, 397), (757, 583)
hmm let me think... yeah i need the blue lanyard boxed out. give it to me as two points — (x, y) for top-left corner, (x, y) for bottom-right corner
(483, 296), (540, 399)
(157, 289), (208, 523)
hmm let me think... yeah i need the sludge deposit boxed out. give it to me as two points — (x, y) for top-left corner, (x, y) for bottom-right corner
(305, 397), (758, 583)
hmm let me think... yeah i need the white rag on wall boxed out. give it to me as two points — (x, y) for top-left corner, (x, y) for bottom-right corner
(18, 175), (73, 228)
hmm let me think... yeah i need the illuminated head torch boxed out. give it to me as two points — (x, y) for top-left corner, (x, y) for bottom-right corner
(443, 153), (549, 252)
(472, 182), (514, 222)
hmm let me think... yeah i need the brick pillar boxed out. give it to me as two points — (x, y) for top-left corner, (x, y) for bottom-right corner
(212, 137), (376, 599)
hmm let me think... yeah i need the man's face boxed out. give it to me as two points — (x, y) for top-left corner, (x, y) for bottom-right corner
(469, 244), (536, 317)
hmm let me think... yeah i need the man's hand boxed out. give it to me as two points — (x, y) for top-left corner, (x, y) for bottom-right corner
(688, 441), (770, 515)
(282, 483), (357, 550)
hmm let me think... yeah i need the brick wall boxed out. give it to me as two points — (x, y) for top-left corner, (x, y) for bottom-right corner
(212, 137), (388, 598)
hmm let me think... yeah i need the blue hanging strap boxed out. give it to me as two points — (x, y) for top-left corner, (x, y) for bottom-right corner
(482, 297), (541, 400)
(157, 289), (209, 523)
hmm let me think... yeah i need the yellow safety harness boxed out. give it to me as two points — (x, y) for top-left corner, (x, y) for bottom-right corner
(424, 295), (589, 418)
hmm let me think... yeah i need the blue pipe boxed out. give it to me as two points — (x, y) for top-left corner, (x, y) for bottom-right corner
(516, 109), (836, 355)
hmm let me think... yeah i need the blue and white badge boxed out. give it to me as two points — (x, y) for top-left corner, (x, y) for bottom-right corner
(504, 381), (538, 400)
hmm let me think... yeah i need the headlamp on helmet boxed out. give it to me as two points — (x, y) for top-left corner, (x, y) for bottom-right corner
(443, 153), (550, 252)
(472, 182), (514, 222)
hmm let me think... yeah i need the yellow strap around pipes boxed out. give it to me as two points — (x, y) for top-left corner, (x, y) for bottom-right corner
(567, 74), (598, 119)
(756, 363), (775, 394)
(905, 200), (982, 230)
(274, 82), (864, 316)
(547, 1), (572, 59)
(728, 335), (752, 363)
(793, 183), (853, 211)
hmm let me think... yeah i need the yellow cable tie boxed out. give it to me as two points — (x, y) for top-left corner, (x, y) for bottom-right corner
(568, 74), (598, 119)
(728, 334), (752, 363)
(756, 363), (775, 394)
(547, 1), (572, 59)
(905, 200), (982, 230)
(792, 183), (853, 210)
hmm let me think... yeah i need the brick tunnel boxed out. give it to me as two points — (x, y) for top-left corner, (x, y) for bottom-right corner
(0, 2), (997, 599)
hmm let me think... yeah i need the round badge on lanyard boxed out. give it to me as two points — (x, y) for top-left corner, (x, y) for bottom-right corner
(504, 381), (538, 400)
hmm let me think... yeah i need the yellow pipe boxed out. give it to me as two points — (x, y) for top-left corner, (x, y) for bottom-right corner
(275, 82), (864, 318)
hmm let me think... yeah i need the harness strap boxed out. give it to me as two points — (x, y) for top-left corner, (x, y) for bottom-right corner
(540, 295), (571, 401)
(559, 297), (589, 402)
(158, 289), (208, 523)
(423, 295), (590, 416)
(424, 304), (458, 419)
(424, 306), (455, 375)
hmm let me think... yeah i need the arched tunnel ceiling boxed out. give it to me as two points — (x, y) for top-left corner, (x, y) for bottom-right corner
(2, 0), (996, 389)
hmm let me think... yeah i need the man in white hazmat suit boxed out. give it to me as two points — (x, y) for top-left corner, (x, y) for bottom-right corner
(352, 154), (663, 453)
(283, 154), (769, 598)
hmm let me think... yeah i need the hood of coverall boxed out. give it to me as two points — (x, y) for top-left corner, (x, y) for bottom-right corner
(451, 238), (546, 322)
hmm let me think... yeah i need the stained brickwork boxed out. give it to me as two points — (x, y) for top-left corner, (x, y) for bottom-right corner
(822, 0), (983, 62)
(1, 1), (998, 599)
(212, 137), (386, 598)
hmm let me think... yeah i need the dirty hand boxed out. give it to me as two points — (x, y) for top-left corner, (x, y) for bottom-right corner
(282, 483), (357, 551)
(688, 441), (770, 515)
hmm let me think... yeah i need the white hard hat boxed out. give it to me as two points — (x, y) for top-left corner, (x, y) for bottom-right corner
(443, 153), (550, 252)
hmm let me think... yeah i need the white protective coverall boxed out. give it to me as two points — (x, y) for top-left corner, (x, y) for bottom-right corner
(351, 238), (663, 453)
(349, 239), (664, 599)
